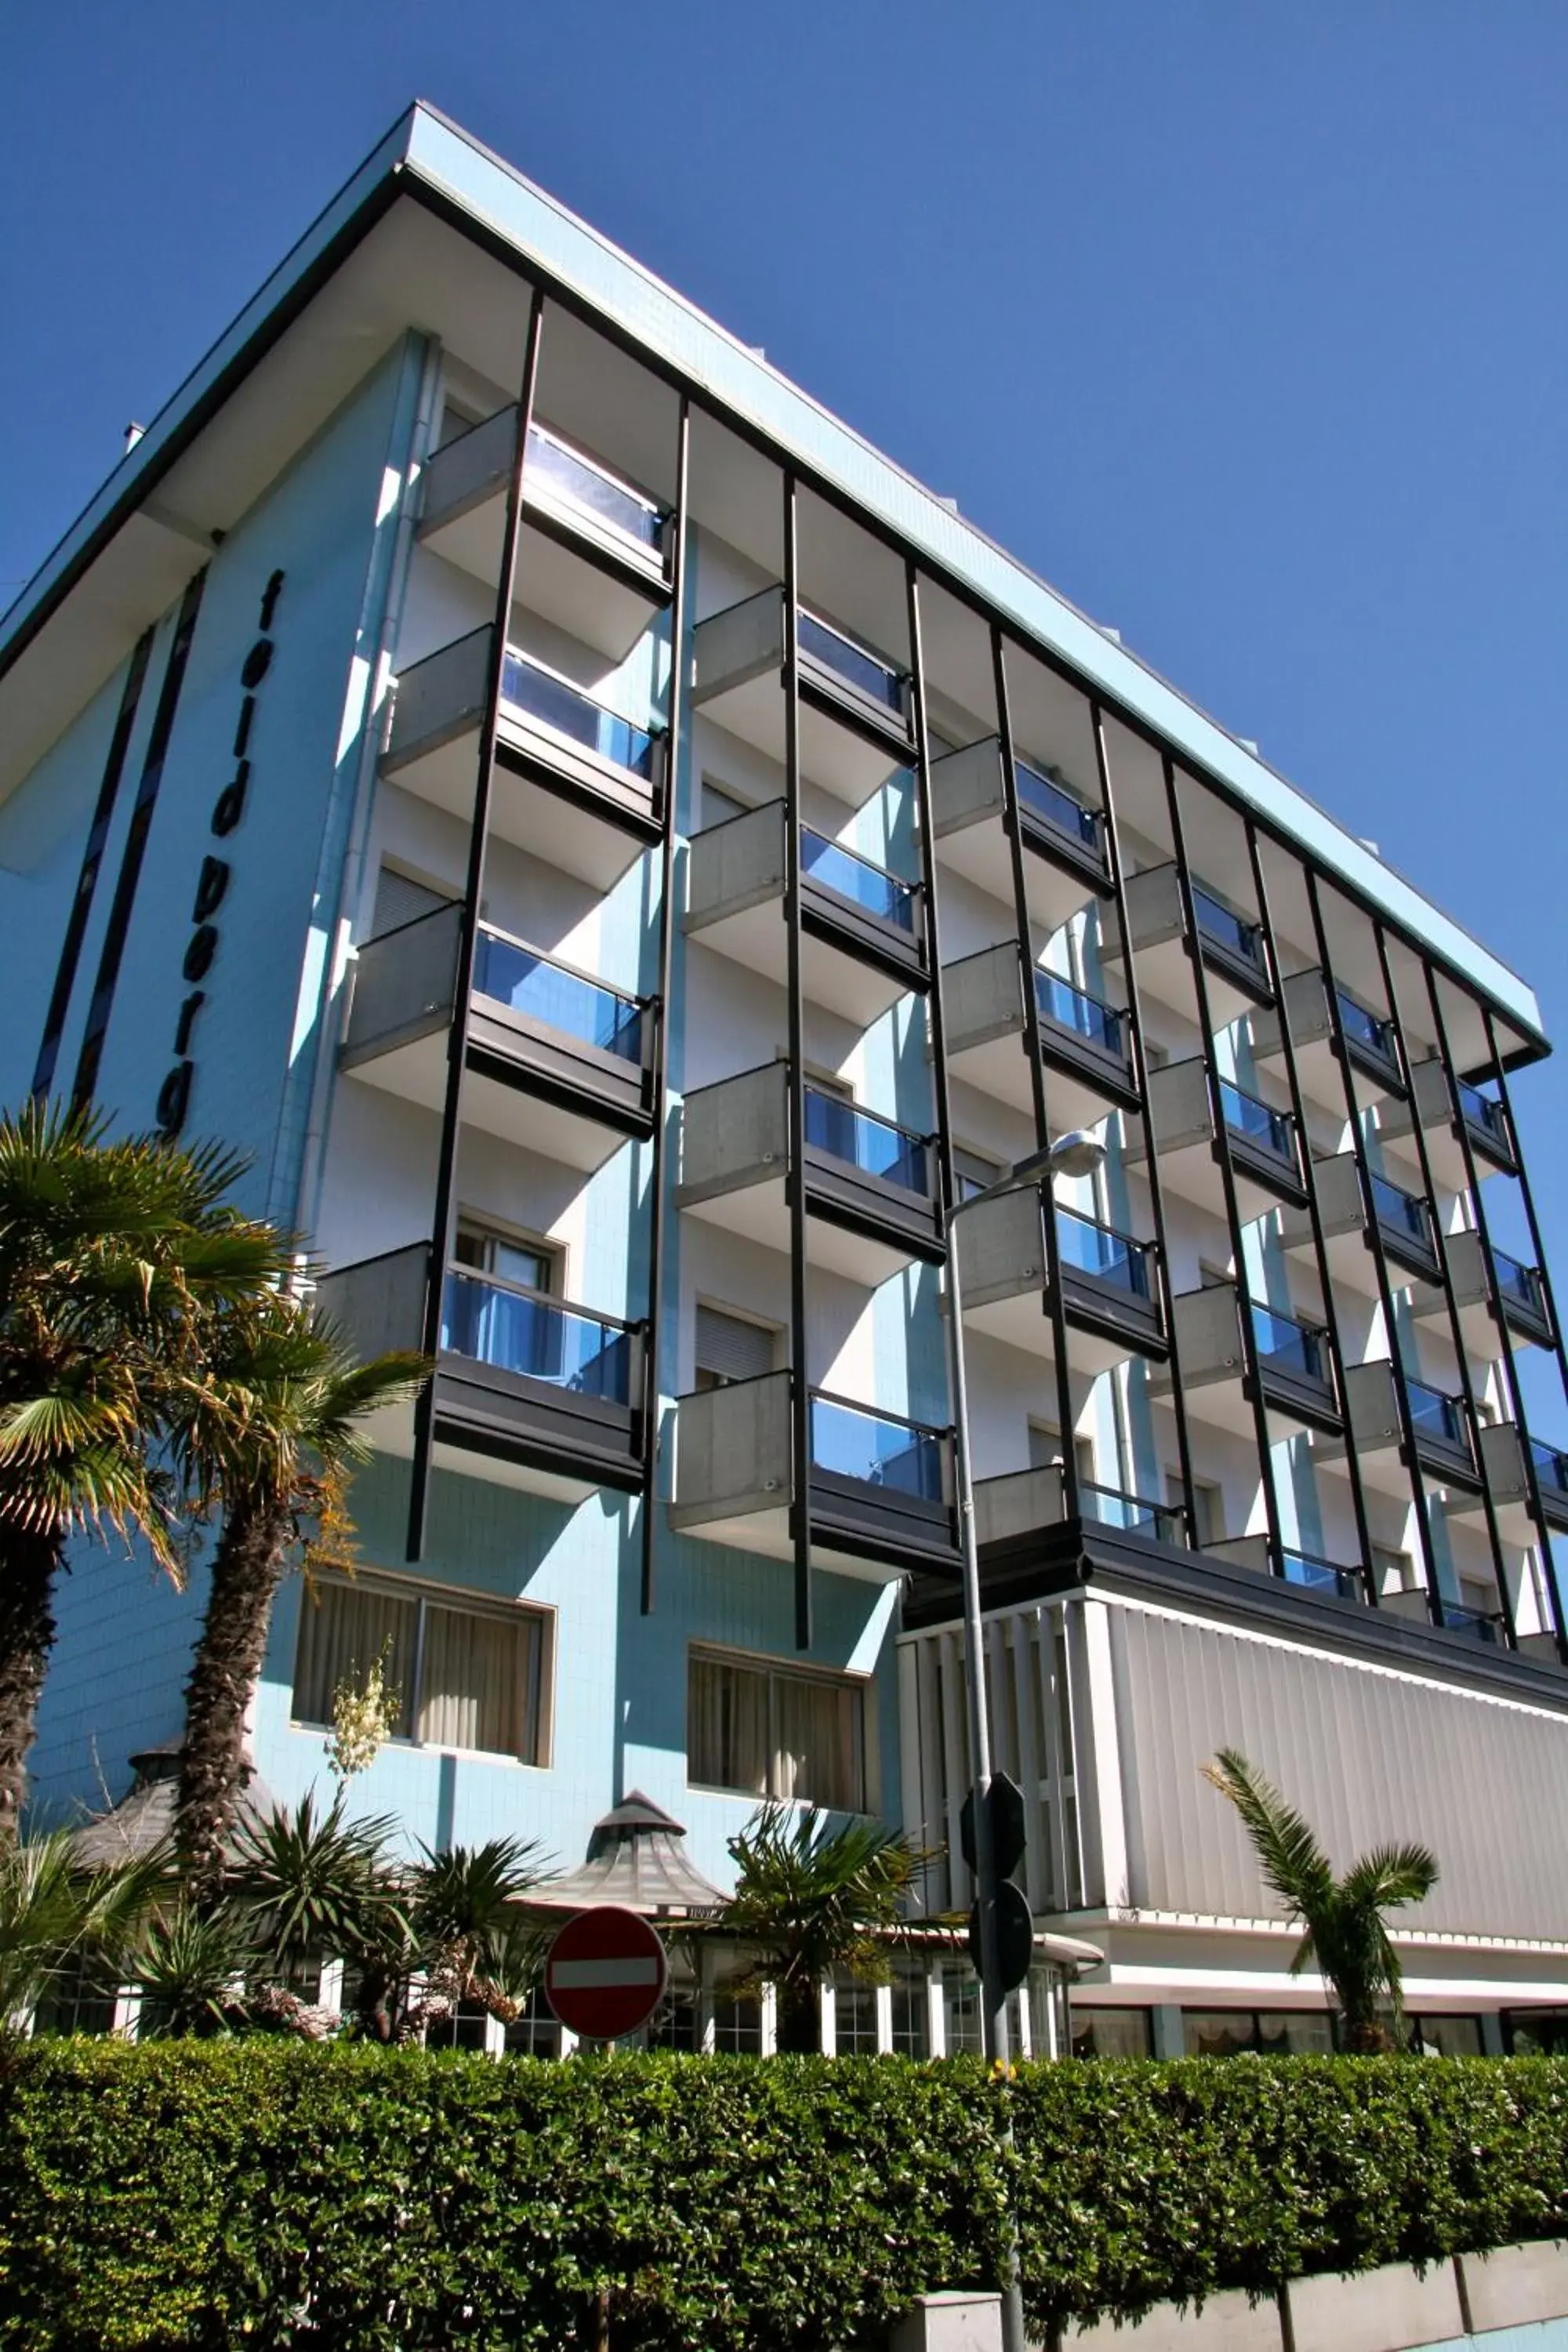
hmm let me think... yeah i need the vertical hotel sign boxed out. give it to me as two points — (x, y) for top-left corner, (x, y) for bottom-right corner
(157, 568), (285, 1137)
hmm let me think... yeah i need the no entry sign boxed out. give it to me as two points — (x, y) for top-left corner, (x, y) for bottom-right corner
(544, 1904), (669, 2041)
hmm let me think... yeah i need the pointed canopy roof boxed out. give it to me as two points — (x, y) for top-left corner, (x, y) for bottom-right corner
(537, 1789), (726, 1918)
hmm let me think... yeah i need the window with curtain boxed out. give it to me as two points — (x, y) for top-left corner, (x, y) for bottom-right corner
(292, 1575), (546, 1764)
(688, 1648), (867, 1812)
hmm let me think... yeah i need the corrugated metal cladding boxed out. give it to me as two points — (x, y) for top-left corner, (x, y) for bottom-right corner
(1112, 1603), (1568, 1943)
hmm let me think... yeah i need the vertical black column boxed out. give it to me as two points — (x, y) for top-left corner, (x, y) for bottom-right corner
(639, 399), (691, 1616)
(991, 638), (1080, 1521)
(1302, 871), (1443, 1609)
(1243, 824), (1379, 1600)
(1160, 757), (1285, 1573)
(782, 476), (812, 1650)
(1092, 707), (1199, 1540)
(406, 290), (545, 1562)
(1479, 1006), (1568, 1657)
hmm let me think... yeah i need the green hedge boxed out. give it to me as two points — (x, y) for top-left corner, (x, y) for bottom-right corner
(3, 2046), (1568, 2348)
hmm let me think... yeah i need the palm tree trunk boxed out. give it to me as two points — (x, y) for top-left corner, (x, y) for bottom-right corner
(0, 1528), (62, 1837)
(775, 1980), (823, 2054)
(176, 1494), (292, 1905)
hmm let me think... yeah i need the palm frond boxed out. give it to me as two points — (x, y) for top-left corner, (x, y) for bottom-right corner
(1202, 1748), (1335, 1918)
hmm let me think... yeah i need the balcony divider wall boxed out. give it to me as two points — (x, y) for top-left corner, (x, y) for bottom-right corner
(407, 289), (545, 1560)
(1161, 758), (1287, 1574)
(1373, 922), (1513, 1640)
(1244, 820), (1379, 1602)
(1482, 1004), (1568, 1654)
(1093, 705), (1198, 1534)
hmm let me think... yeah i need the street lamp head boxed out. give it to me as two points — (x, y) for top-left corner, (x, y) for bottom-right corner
(1041, 1130), (1108, 1181)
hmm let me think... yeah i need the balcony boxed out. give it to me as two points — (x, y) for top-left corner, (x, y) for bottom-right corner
(1377, 1058), (1516, 1187)
(382, 629), (666, 885)
(972, 1463), (1185, 1568)
(317, 1244), (644, 1501)
(1450, 1422), (1568, 1546)
(684, 800), (925, 1022)
(676, 1062), (942, 1282)
(930, 737), (1110, 932)
(1443, 1231), (1555, 1351)
(1250, 970), (1404, 1109)
(953, 1184), (1164, 1371)
(1318, 1359), (1479, 1495)
(1279, 1155), (1441, 1298)
(942, 942), (1138, 1128)
(1128, 1058), (1305, 1217)
(1533, 1437), (1568, 1532)
(342, 904), (654, 1169)
(1151, 1281), (1339, 1436)
(1103, 864), (1271, 1025)
(691, 588), (914, 803)
(419, 408), (671, 649)
(669, 1370), (958, 1578)
(1207, 1535), (1365, 1603)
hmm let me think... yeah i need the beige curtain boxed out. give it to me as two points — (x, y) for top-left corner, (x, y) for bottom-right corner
(293, 1581), (417, 1733)
(418, 1603), (532, 1759)
(772, 1670), (864, 1812)
(688, 1655), (770, 1795)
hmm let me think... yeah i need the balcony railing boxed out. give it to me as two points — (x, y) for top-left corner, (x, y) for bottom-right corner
(441, 1269), (635, 1403)
(1443, 1602), (1502, 1646)
(1192, 883), (1265, 975)
(1531, 1438), (1568, 1503)
(1337, 989), (1398, 1069)
(804, 1087), (931, 1196)
(472, 927), (644, 1062)
(1034, 967), (1125, 1059)
(499, 648), (662, 781)
(1282, 1550), (1362, 1602)
(810, 1392), (946, 1502)
(797, 609), (906, 718)
(1081, 1480), (1185, 1545)
(1406, 1377), (1468, 1450)
(1457, 1079), (1511, 1156)
(1218, 1077), (1297, 1169)
(1014, 758), (1101, 851)
(1370, 1172), (1434, 1255)
(801, 828), (916, 931)
(1494, 1247), (1547, 1321)
(1251, 1302), (1328, 1383)
(1056, 1206), (1154, 1300)
(526, 421), (665, 553)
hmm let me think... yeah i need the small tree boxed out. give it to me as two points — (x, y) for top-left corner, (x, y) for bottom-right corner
(1203, 1746), (1438, 2052)
(717, 1803), (927, 2054)
(0, 1829), (165, 2031)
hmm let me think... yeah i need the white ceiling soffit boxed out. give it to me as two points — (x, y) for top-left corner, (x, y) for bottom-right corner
(0, 102), (1544, 1051)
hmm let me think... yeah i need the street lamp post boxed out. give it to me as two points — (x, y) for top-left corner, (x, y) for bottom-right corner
(942, 1126), (1108, 2352)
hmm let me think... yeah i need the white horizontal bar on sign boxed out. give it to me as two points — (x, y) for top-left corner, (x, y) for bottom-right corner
(549, 1958), (662, 1989)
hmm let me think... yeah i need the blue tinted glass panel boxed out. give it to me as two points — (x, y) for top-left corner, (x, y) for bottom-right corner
(811, 1396), (944, 1501)
(1457, 1080), (1508, 1147)
(1055, 1207), (1151, 1298)
(1034, 969), (1124, 1058)
(473, 930), (642, 1061)
(1082, 1482), (1181, 1543)
(1494, 1250), (1544, 1312)
(804, 1088), (929, 1194)
(1219, 1080), (1294, 1163)
(1252, 1305), (1325, 1381)
(1192, 884), (1263, 967)
(797, 611), (904, 714)
(801, 829), (914, 930)
(1370, 1174), (1432, 1247)
(1530, 1439), (1568, 1497)
(1407, 1380), (1465, 1445)
(500, 649), (659, 780)
(1283, 1552), (1360, 1600)
(441, 1272), (632, 1401)
(1014, 760), (1100, 848)
(1337, 990), (1396, 1062)
(527, 425), (663, 550)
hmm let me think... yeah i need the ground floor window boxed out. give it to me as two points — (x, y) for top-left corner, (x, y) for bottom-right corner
(889, 1976), (929, 2057)
(647, 1989), (702, 2053)
(31, 1955), (120, 2038)
(1408, 2013), (1483, 2056)
(688, 1646), (868, 1811)
(1071, 2006), (1154, 2060)
(503, 1986), (561, 2059)
(1504, 2009), (1568, 2056)
(834, 1984), (879, 2053)
(1182, 2009), (1334, 2056)
(293, 1572), (550, 1766)
(712, 1988), (763, 2053)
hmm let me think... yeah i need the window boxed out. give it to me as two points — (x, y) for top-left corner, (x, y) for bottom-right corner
(503, 1985), (561, 2059)
(834, 1984), (880, 2053)
(455, 1222), (557, 1296)
(1028, 1420), (1062, 1472)
(1170, 1472), (1223, 1545)
(1182, 2009), (1332, 2056)
(424, 1999), (491, 2052)
(941, 1967), (983, 2054)
(953, 1145), (1002, 1203)
(700, 777), (749, 830)
(694, 1304), (779, 1392)
(688, 1648), (868, 1812)
(1408, 2013), (1483, 2057)
(712, 1989), (762, 2053)
(890, 1975), (930, 2056)
(369, 862), (453, 941)
(647, 1989), (702, 2053)
(1372, 1544), (1416, 1593)
(293, 1573), (550, 1766)
(1071, 2006), (1152, 2060)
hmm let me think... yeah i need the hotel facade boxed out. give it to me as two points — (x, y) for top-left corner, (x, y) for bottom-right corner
(6, 105), (1568, 2059)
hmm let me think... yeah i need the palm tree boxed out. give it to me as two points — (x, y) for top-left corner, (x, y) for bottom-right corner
(1203, 1747), (1439, 2053)
(232, 1788), (412, 2037)
(0, 1102), (285, 1834)
(408, 1836), (551, 2028)
(717, 1803), (927, 2054)
(169, 1294), (425, 1904)
(0, 1828), (165, 2031)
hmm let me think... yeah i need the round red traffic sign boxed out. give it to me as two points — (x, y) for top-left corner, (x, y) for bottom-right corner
(543, 1904), (669, 2041)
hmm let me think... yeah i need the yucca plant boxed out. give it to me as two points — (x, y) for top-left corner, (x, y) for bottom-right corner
(232, 1791), (415, 2040)
(0, 1102), (286, 1833)
(0, 1828), (165, 2030)
(130, 1896), (259, 2039)
(408, 1835), (551, 2027)
(717, 1803), (928, 2053)
(1204, 1746), (1439, 2052)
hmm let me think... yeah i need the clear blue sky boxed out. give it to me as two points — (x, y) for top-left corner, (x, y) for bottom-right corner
(4, 2), (1566, 1403)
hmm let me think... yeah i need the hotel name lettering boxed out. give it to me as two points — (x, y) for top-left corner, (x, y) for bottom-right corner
(156, 568), (285, 1137)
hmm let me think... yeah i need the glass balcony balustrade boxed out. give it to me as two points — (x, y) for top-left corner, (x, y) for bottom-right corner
(1081, 1480), (1185, 1545)
(526, 422), (665, 552)
(1014, 757), (1101, 851)
(441, 1269), (633, 1403)
(1218, 1078), (1296, 1167)
(1251, 1302), (1328, 1383)
(1406, 1378), (1468, 1449)
(1370, 1172), (1434, 1254)
(472, 927), (644, 1062)
(1457, 1079), (1510, 1153)
(1034, 967), (1125, 1058)
(1531, 1439), (1568, 1502)
(810, 1393), (946, 1502)
(1282, 1551), (1361, 1602)
(1443, 1602), (1501, 1645)
(1055, 1206), (1154, 1300)
(1493, 1247), (1546, 1319)
(797, 609), (906, 717)
(800, 828), (916, 931)
(1192, 884), (1265, 973)
(804, 1087), (930, 1196)
(499, 647), (662, 781)
(1336, 989), (1398, 1067)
